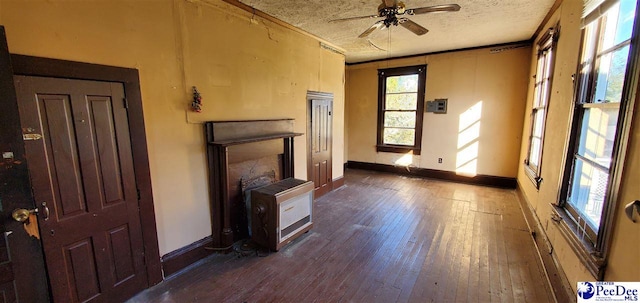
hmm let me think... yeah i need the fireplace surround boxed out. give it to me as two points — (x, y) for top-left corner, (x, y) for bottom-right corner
(204, 119), (302, 248)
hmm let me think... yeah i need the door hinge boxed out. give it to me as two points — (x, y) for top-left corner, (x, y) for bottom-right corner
(123, 98), (129, 109)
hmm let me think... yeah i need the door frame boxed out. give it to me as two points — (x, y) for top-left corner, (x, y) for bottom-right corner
(306, 91), (333, 197)
(10, 54), (163, 286)
(0, 26), (51, 303)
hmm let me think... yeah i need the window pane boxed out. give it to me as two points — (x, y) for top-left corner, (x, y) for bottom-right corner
(383, 128), (415, 146)
(386, 75), (418, 93)
(544, 50), (554, 81)
(593, 45), (631, 103)
(601, 0), (637, 49)
(568, 158), (609, 230)
(602, 3), (622, 50)
(577, 107), (619, 168)
(529, 137), (541, 168)
(533, 82), (542, 107)
(385, 93), (418, 110)
(384, 111), (416, 128)
(614, 0), (637, 45)
(582, 22), (598, 64)
(532, 109), (545, 137)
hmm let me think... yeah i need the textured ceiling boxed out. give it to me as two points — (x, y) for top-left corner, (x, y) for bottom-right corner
(239, 0), (556, 63)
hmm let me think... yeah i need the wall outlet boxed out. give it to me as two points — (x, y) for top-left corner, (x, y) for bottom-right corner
(438, 158), (443, 163)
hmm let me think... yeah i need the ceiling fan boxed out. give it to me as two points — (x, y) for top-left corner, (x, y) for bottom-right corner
(330, 0), (461, 38)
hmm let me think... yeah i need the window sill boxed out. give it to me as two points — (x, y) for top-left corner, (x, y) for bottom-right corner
(549, 203), (606, 280)
(523, 165), (542, 189)
(376, 145), (421, 155)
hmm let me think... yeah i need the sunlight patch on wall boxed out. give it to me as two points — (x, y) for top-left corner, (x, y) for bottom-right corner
(394, 151), (415, 167)
(456, 101), (483, 176)
(456, 142), (479, 176)
(457, 121), (481, 149)
(459, 101), (483, 130)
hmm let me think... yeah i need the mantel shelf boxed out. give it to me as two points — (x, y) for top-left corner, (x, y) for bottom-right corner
(208, 132), (303, 147)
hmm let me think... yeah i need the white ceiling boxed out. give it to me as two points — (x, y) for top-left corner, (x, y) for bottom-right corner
(239, 0), (556, 63)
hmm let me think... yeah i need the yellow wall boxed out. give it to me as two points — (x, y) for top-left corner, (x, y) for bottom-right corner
(517, 0), (639, 288)
(0, 0), (345, 256)
(346, 47), (531, 178)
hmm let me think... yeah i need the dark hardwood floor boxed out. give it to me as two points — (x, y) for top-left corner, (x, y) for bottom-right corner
(128, 169), (554, 303)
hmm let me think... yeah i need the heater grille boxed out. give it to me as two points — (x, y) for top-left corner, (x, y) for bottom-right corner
(281, 215), (311, 239)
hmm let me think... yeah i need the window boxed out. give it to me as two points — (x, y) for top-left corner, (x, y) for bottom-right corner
(557, 0), (638, 277)
(377, 65), (426, 154)
(525, 28), (557, 188)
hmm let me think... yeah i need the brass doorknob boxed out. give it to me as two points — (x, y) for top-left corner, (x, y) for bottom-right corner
(11, 208), (38, 223)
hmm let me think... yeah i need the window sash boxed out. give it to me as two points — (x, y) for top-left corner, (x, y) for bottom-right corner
(557, 0), (639, 276)
(567, 8), (632, 223)
(377, 65), (426, 154)
(525, 29), (556, 185)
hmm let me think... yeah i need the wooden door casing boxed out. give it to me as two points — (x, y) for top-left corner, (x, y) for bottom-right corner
(10, 54), (163, 290)
(14, 76), (147, 302)
(0, 26), (50, 303)
(307, 92), (333, 198)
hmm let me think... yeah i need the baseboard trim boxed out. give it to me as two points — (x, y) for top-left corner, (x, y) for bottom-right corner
(332, 175), (345, 190)
(346, 161), (517, 188)
(515, 183), (575, 303)
(161, 236), (215, 277)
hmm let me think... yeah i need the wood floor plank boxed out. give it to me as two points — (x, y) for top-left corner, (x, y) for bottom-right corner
(474, 205), (492, 303)
(127, 169), (554, 303)
(328, 189), (419, 301)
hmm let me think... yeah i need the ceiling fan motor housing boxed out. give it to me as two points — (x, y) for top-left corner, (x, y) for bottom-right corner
(380, 7), (401, 27)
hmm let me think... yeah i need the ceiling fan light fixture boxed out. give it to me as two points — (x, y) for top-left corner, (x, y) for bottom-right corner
(397, 2), (406, 14)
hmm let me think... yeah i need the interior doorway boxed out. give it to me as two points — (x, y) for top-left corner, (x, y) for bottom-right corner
(307, 91), (333, 198)
(14, 75), (149, 302)
(0, 28), (161, 301)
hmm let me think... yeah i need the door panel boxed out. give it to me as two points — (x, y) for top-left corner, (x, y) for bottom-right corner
(308, 96), (333, 198)
(0, 26), (50, 303)
(108, 225), (136, 284)
(14, 76), (147, 302)
(64, 239), (101, 301)
(38, 94), (87, 218)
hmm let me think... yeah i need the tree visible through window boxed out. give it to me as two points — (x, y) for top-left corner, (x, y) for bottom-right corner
(377, 65), (426, 154)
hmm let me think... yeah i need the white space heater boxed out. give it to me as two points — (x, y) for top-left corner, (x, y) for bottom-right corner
(250, 178), (314, 251)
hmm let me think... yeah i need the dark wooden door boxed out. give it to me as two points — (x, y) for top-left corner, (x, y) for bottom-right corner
(0, 26), (51, 303)
(307, 92), (333, 198)
(14, 75), (148, 302)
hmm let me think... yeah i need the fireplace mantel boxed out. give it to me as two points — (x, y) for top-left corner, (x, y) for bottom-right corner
(204, 119), (302, 249)
(208, 132), (302, 147)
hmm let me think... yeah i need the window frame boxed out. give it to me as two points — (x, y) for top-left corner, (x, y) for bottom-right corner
(376, 65), (426, 155)
(555, 0), (640, 279)
(524, 27), (559, 189)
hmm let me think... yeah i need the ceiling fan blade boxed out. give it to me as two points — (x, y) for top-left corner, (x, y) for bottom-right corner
(329, 14), (381, 23)
(359, 21), (385, 38)
(408, 4), (461, 15)
(399, 18), (429, 36)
